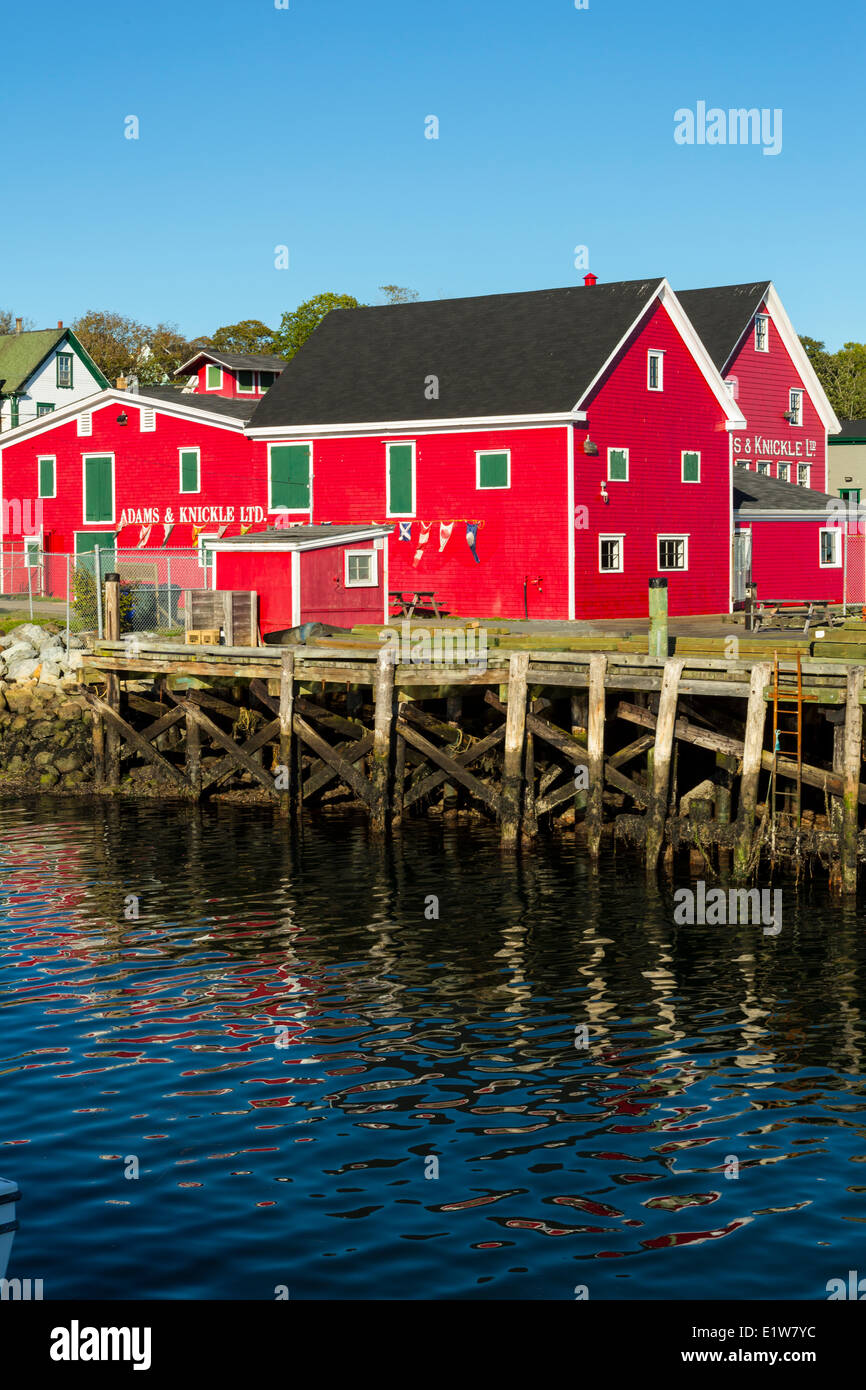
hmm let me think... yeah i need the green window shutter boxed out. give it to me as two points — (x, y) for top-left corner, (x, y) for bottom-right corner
(388, 444), (414, 514)
(270, 444), (310, 509)
(180, 450), (199, 492)
(682, 451), (700, 482)
(478, 452), (509, 488)
(608, 449), (628, 481)
(206, 364), (221, 389)
(84, 456), (113, 522)
(39, 457), (55, 497)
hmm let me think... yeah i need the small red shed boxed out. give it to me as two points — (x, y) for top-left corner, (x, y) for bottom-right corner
(210, 524), (392, 637)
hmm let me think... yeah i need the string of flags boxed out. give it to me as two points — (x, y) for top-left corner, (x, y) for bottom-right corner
(397, 518), (485, 564)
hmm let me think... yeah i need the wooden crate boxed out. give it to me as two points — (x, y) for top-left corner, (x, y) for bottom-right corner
(183, 590), (258, 646)
(186, 628), (221, 646)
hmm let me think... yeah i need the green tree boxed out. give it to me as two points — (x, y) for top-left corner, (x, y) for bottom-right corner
(799, 334), (866, 420)
(138, 323), (208, 387)
(72, 310), (151, 383)
(274, 292), (363, 360)
(379, 285), (419, 304)
(208, 319), (277, 356)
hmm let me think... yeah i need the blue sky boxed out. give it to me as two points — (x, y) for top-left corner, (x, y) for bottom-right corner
(5, 0), (863, 347)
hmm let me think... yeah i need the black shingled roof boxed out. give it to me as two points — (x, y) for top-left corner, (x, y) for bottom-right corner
(832, 419), (866, 441)
(138, 385), (260, 422)
(213, 524), (392, 547)
(733, 465), (836, 514)
(176, 349), (287, 376)
(676, 282), (771, 372)
(248, 280), (665, 428)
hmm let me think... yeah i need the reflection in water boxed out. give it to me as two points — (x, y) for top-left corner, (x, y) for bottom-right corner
(1, 797), (865, 1300)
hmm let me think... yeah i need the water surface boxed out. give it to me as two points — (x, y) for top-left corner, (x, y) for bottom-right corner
(1, 799), (864, 1300)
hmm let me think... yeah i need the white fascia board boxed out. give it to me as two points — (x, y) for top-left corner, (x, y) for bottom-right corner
(0, 388), (249, 445)
(735, 509), (833, 520)
(572, 280), (666, 411)
(764, 284), (842, 435)
(659, 283), (748, 427)
(245, 411), (585, 440)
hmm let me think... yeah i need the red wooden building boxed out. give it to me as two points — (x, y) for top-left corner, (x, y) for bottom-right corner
(733, 467), (845, 605)
(174, 348), (287, 400)
(211, 524), (392, 635)
(246, 278), (745, 621)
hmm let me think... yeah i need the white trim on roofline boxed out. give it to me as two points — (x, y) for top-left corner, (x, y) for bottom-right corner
(763, 284), (841, 435)
(246, 410), (586, 440)
(0, 388), (251, 449)
(570, 279), (747, 429)
(734, 510), (837, 520)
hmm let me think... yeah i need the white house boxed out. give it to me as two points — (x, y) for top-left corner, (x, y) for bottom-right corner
(0, 321), (109, 432)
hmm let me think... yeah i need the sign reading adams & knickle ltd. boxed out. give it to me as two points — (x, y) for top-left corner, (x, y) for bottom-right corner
(117, 505), (267, 529)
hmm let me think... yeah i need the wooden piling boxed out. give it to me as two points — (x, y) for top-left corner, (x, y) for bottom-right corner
(279, 650), (295, 820)
(734, 662), (772, 878)
(842, 666), (864, 895)
(371, 647), (396, 836)
(501, 652), (530, 848)
(645, 658), (684, 874)
(587, 653), (607, 859)
(714, 751), (734, 826)
(393, 713), (407, 825)
(103, 573), (122, 789)
(185, 705), (201, 798)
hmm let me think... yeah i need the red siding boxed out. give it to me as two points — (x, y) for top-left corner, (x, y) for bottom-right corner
(744, 519), (844, 604)
(727, 301), (827, 492)
(213, 541), (385, 634)
(573, 298), (731, 618)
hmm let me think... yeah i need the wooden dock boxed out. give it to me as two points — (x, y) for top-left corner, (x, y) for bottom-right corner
(80, 618), (866, 893)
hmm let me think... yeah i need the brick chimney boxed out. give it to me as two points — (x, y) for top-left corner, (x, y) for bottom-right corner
(583, 273), (598, 287)
(15, 317), (22, 334)
(57, 320), (63, 330)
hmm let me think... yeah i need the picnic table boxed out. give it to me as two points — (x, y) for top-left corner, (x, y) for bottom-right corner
(389, 589), (443, 619)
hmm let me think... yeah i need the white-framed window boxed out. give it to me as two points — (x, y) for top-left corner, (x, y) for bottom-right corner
(475, 449), (511, 490)
(797, 464), (810, 487)
(819, 528), (842, 568)
(205, 364), (223, 391)
(236, 369), (256, 395)
(755, 314), (769, 352)
(725, 375), (739, 399)
(179, 448), (201, 495)
(77, 411), (93, 437)
(647, 350), (664, 391)
(607, 447), (628, 481)
(386, 440), (416, 517)
(140, 406), (156, 432)
(24, 536), (41, 568)
(198, 534), (219, 587)
(56, 352), (73, 389)
(756, 460), (771, 476)
(658, 534), (688, 571)
(681, 450), (700, 483)
(38, 455), (56, 499)
(258, 371), (275, 393)
(788, 388), (803, 426)
(599, 534), (624, 572)
(344, 548), (378, 587)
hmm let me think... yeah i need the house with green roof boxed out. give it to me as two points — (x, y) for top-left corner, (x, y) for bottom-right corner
(0, 321), (110, 433)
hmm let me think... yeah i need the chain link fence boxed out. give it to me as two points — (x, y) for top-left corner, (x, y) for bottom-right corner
(0, 546), (210, 640)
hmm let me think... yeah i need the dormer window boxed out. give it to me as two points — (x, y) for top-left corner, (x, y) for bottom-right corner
(755, 314), (769, 352)
(236, 369), (256, 394)
(258, 371), (275, 392)
(205, 364), (222, 391)
(647, 350), (664, 391)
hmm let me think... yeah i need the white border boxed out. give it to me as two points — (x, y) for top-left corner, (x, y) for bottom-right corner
(386, 440), (416, 517)
(599, 534), (624, 573)
(475, 448), (511, 489)
(344, 548), (378, 587)
(179, 446), (201, 495)
(37, 454), (56, 499)
(657, 533), (689, 571)
(205, 364), (223, 392)
(755, 314), (769, 352)
(268, 441), (312, 514)
(681, 449), (701, 483)
(607, 446), (629, 482)
(647, 350), (664, 391)
(788, 387), (803, 426)
(81, 452), (115, 526)
(819, 526), (842, 568)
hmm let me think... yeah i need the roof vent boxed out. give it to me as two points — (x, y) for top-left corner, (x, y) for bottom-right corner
(583, 273), (598, 287)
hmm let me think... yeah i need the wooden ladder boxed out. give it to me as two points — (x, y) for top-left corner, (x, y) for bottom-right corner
(770, 652), (803, 831)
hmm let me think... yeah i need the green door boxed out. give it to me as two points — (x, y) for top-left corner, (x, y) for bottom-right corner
(83, 455), (113, 522)
(387, 443), (414, 515)
(75, 530), (117, 576)
(270, 445), (310, 510)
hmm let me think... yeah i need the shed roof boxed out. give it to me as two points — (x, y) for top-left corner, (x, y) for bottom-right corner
(210, 524), (392, 551)
(175, 348), (287, 377)
(733, 465), (838, 516)
(248, 279), (668, 428)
